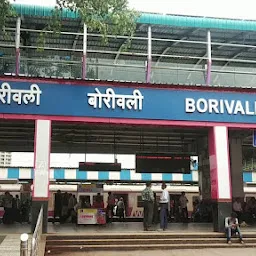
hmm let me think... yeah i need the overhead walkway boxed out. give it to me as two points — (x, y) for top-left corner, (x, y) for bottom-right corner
(2, 4), (256, 86)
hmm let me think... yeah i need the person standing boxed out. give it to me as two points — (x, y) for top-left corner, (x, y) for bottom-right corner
(179, 191), (189, 222)
(117, 197), (125, 221)
(153, 193), (159, 224)
(233, 198), (243, 224)
(159, 183), (169, 231)
(142, 182), (154, 231)
(53, 190), (63, 224)
(107, 192), (115, 223)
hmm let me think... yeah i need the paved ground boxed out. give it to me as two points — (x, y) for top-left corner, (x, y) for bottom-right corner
(1, 222), (256, 256)
(2, 222), (256, 235)
(55, 248), (256, 256)
(0, 234), (31, 256)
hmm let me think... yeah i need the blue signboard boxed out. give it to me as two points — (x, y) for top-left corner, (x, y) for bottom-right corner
(1, 79), (256, 124)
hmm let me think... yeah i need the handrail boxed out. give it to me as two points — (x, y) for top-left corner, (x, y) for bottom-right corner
(30, 206), (43, 256)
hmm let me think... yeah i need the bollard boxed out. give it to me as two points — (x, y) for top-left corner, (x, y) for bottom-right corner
(20, 233), (29, 256)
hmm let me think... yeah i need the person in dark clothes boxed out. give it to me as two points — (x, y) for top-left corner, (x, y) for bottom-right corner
(153, 193), (159, 224)
(53, 190), (62, 224)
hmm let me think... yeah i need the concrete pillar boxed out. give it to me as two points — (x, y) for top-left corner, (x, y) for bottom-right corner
(229, 138), (244, 199)
(31, 120), (51, 233)
(208, 126), (232, 232)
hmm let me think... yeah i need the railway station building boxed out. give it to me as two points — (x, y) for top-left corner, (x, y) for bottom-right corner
(1, 4), (256, 233)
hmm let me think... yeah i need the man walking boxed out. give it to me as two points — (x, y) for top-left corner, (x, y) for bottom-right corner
(159, 183), (169, 231)
(142, 182), (154, 231)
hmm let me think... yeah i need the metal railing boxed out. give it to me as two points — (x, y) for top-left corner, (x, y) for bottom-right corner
(30, 206), (44, 256)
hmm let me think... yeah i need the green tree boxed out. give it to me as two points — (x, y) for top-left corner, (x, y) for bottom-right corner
(1, 0), (139, 47)
(0, 0), (16, 33)
(55, 0), (139, 43)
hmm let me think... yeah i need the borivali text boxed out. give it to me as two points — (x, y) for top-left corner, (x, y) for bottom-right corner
(185, 98), (256, 115)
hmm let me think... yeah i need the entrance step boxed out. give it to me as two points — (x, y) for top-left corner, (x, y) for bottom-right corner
(46, 237), (256, 246)
(45, 233), (256, 255)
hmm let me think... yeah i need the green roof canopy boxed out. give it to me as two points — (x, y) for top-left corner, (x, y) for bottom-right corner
(13, 3), (256, 32)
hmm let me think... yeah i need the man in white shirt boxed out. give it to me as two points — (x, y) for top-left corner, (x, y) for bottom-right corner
(159, 182), (169, 231)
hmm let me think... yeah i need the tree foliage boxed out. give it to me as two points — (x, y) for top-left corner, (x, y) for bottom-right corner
(56, 0), (139, 43)
(0, 0), (16, 33)
(1, 0), (139, 49)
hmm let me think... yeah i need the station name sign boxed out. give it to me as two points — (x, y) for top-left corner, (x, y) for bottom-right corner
(87, 87), (144, 110)
(2, 79), (256, 124)
(185, 98), (256, 116)
(0, 82), (41, 106)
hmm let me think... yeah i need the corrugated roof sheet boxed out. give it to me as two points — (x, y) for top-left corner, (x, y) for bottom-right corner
(12, 4), (256, 32)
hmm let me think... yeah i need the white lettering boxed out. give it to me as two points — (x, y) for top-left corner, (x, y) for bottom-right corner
(185, 97), (256, 116)
(219, 99), (224, 114)
(208, 99), (219, 113)
(245, 101), (254, 115)
(126, 90), (144, 110)
(185, 98), (195, 113)
(224, 100), (235, 115)
(234, 100), (245, 115)
(0, 82), (41, 106)
(0, 82), (11, 104)
(87, 88), (144, 111)
(22, 84), (42, 106)
(196, 98), (208, 113)
(102, 88), (116, 109)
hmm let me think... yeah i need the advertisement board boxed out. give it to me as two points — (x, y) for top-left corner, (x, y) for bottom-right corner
(77, 208), (106, 225)
(77, 209), (97, 224)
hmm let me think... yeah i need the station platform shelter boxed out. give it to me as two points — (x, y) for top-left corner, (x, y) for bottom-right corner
(1, 4), (256, 234)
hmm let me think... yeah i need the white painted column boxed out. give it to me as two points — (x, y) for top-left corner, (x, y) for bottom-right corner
(209, 126), (231, 200)
(206, 30), (212, 85)
(15, 17), (21, 76)
(32, 120), (51, 233)
(146, 26), (152, 83)
(33, 120), (51, 199)
(82, 23), (87, 79)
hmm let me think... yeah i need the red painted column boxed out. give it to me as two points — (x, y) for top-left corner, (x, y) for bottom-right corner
(208, 126), (232, 231)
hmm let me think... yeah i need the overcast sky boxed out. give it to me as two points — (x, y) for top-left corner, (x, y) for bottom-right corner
(11, 0), (256, 20)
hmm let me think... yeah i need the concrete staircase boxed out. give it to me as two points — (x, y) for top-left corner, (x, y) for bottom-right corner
(45, 232), (256, 255)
